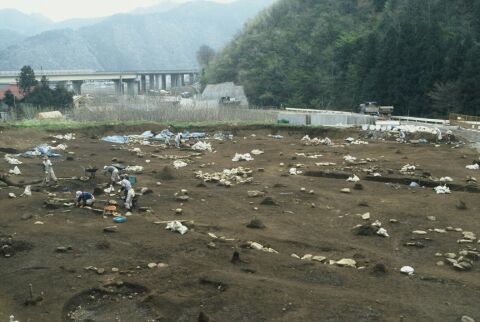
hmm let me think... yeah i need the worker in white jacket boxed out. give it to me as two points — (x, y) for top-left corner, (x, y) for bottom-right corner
(42, 156), (58, 185)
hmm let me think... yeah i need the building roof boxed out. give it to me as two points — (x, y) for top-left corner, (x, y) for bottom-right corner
(0, 84), (23, 100)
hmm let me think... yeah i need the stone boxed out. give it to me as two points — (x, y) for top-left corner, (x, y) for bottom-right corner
(301, 254), (313, 260)
(8, 193), (16, 198)
(147, 263), (158, 269)
(312, 256), (327, 263)
(291, 254), (300, 259)
(456, 200), (467, 210)
(361, 212), (371, 220)
(427, 216), (436, 221)
(459, 262), (473, 271)
(335, 258), (356, 268)
(140, 187), (153, 195)
(461, 316), (475, 322)
(207, 242), (216, 249)
(436, 261), (445, 266)
(453, 263), (465, 271)
(433, 229), (447, 233)
(21, 213), (33, 220)
(445, 258), (458, 265)
(96, 268), (105, 275)
(389, 219), (399, 223)
(352, 224), (378, 236)
(157, 263), (168, 268)
(55, 246), (72, 253)
(463, 232), (477, 240)
(111, 267), (119, 272)
(260, 197), (277, 206)
(412, 230), (427, 235)
(175, 208), (183, 215)
(340, 188), (351, 194)
(247, 190), (265, 198)
(108, 200), (118, 206)
(103, 226), (118, 233)
(125, 212), (133, 217)
(353, 183), (364, 190)
(246, 218), (266, 229)
(445, 253), (457, 259)
(435, 253), (443, 257)
(176, 195), (189, 202)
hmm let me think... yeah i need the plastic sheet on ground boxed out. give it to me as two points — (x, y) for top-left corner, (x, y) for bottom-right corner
(192, 141), (212, 152)
(141, 131), (154, 138)
(125, 165), (144, 173)
(439, 176), (453, 182)
(466, 164), (479, 170)
(270, 135), (284, 139)
(409, 182), (420, 188)
(9, 166), (21, 175)
(101, 136), (129, 144)
(195, 167), (253, 187)
(154, 129), (175, 141)
(434, 185), (451, 194)
(21, 185), (32, 197)
(301, 135), (332, 146)
(173, 160), (188, 169)
(343, 155), (357, 163)
(400, 164), (416, 174)
(165, 221), (188, 235)
(346, 175), (360, 182)
(251, 149), (264, 155)
(289, 168), (302, 175)
(400, 266), (415, 275)
(345, 137), (368, 145)
(232, 153), (254, 162)
(5, 155), (22, 165)
(22, 144), (62, 157)
(213, 132), (233, 141)
(52, 133), (75, 140)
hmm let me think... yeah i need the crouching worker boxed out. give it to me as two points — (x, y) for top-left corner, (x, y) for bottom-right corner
(103, 165), (120, 187)
(75, 191), (95, 208)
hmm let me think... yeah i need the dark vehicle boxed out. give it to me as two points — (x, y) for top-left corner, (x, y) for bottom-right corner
(219, 96), (241, 106)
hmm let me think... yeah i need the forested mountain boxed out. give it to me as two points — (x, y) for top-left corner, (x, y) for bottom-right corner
(205, 0), (480, 117)
(0, 0), (275, 71)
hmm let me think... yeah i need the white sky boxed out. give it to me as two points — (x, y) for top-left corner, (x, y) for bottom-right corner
(0, 0), (236, 22)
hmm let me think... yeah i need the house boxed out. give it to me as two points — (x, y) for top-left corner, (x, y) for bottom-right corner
(0, 84), (23, 100)
(201, 82), (248, 107)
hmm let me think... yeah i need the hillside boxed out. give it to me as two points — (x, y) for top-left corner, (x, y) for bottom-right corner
(0, 0), (276, 71)
(206, 0), (480, 117)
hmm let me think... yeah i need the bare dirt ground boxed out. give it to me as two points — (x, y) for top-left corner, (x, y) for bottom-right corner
(0, 124), (479, 322)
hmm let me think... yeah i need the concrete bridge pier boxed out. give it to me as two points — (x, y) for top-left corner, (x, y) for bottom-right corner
(126, 80), (136, 96)
(154, 75), (160, 90)
(181, 74), (185, 87)
(161, 74), (167, 90)
(113, 79), (124, 95)
(72, 80), (83, 95)
(149, 74), (155, 92)
(188, 73), (195, 85)
(140, 75), (147, 94)
(170, 74), (176, 89)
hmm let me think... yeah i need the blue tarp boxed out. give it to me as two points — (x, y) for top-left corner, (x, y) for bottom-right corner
(141, 131), (154, 138)
(154, 129), (175, 141)
(22, 144), (61, 157)
(102, 136), (129, 144)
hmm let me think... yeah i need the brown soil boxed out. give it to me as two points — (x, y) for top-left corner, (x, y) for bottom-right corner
(0, 125), (479, 322)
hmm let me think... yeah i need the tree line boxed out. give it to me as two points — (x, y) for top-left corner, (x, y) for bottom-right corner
(1, 65), (73, 112)
(205, 0), (480, 117)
